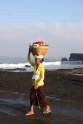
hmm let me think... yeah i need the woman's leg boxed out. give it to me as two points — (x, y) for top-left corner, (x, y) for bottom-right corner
(36, 86), (47, 107)
(25, 87), (35, 116)
(30, 105), (34, 112)
(25, 105), (34, 116)
(37, 86), (51, 113)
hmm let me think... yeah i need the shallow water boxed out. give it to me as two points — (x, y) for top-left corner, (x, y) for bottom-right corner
(0, 89), (83, 124)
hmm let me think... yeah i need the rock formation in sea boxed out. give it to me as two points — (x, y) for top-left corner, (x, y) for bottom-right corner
(69, 53), (83, 62)
(61, 57), (68, 61)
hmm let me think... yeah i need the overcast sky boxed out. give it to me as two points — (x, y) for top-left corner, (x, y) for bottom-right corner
(0, 0), (83, 59)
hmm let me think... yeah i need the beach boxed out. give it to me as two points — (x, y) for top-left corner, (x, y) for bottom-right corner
(0, 68), (83, 124)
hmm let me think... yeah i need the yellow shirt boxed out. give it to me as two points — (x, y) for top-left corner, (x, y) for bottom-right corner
(27, 54), (45, 86)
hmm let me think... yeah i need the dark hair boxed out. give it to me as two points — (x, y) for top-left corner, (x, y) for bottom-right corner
(40, 58), (44, 63)
(35, 58), (44, 63)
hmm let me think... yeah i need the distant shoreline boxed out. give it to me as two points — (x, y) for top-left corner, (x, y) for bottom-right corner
(0, 67), (83, 74)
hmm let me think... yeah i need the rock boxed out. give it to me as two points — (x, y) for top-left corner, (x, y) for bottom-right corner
(61, 57), (68, 61)
(69, 53), (83, 62)
(25, 65), (31, 67)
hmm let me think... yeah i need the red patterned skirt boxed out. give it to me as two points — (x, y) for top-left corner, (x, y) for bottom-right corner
(30, 85), (47, 107)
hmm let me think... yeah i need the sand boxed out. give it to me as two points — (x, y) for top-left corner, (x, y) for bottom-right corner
(0, 68), (83, 124)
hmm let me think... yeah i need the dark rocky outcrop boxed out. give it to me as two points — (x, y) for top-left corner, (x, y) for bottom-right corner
(25, 65), (31, 67)
(69, 53), (83, 62)
(61, 57), (68, 61)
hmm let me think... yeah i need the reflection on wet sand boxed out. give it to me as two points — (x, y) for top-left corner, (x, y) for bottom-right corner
(0, 70), (83, 124)
(0, 89), (83, 124)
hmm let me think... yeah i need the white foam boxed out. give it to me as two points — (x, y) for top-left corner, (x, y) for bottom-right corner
(0, 61), (83, 71)
(0, 61), (61, 69)
(42, 61), (61, 66)
(0, 63), (28, 69)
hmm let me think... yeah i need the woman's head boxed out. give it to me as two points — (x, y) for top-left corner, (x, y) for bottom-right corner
(34, 55), (44, 65)
(35, 58), (44, 65)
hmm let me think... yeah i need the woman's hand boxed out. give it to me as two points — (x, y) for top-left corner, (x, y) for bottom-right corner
(34, 85), (39, 89)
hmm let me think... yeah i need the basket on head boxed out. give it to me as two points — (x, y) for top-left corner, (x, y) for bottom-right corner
(30, 46), (49, 56)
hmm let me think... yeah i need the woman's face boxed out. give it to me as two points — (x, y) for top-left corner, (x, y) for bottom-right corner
(35, 58), (40, 65)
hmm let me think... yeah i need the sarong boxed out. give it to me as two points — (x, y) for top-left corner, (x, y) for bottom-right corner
(30, 85), (47, 107)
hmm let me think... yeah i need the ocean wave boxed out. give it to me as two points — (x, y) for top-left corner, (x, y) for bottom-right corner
(0, 61), (83, 72)
(42, 61), (61, 66)
(0, 63), (27, 69)
(0, 61), (61, 69)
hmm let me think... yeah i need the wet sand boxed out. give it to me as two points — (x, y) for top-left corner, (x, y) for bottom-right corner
(0, 68), (83, 124)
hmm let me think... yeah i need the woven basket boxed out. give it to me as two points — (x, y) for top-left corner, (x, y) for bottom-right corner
(30, 46), (49, 56)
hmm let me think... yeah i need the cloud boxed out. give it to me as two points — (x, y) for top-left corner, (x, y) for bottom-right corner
(0, 23), (83, 59)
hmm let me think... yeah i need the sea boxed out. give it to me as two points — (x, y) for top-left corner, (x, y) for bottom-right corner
(0, 57), (83, 72)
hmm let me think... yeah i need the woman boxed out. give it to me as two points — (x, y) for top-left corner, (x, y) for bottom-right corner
(25, 48), (51, 116)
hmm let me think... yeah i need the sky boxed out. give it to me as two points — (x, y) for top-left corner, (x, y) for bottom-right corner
(0, 0), (83, 60)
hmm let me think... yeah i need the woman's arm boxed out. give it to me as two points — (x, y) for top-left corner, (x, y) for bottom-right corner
(27, 49), (35, 67)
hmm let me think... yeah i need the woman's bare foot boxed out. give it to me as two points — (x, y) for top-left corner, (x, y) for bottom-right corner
(43, 106), (51, 114)
(25, 111), (34, 116)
